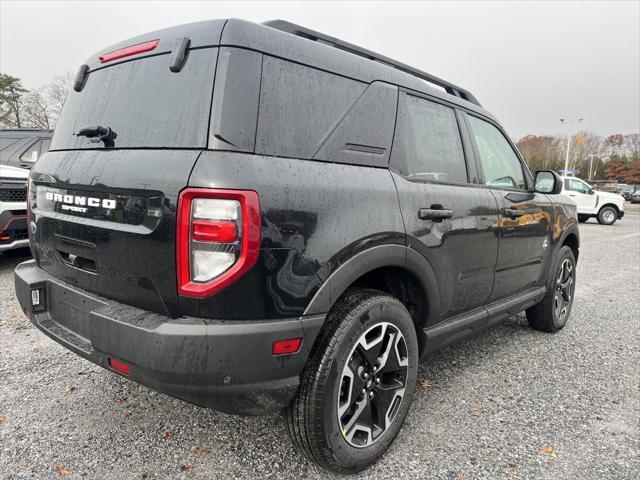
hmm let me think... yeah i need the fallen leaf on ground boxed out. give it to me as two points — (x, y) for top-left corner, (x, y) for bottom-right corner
(140, 473), (148, 479)
(470, 402), (485, 411)
(32, 345), (40, 352)
(194, 448), (209, 457)
(418, 378), (432, 390)
(54, 464), (71, 476)
(124, 410), (132, 418)
(12, 464), (21, 471)
(114, 397), (126, 405)
(64, 386), (76, 394)
(0, 415), (5, 423)
(538, 444), (557, 457)
(180, 464), (193, 473)
(15, 434), (26, 441)
(162, 431), (170, 440)
(506, 461), (517, 474)
(504, 394), (514, 400)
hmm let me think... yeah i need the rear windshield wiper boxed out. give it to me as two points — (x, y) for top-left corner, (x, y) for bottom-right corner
(75, 125), (117, 148)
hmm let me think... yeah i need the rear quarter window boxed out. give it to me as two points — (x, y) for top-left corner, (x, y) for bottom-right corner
(51, 48), (218, 150)
(255, 57), (365, 159)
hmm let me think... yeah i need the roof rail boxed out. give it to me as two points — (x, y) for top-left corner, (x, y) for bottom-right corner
(263, 20), (481, 107)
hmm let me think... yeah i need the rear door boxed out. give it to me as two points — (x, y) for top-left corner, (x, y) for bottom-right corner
(30, 39), (220, 317)
(391, 92), (500, 323)
(465, 113), (554, 302)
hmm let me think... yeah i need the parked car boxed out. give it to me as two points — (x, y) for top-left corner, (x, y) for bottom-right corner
(0, 129), (53, 169)
(619, 184), (640, 201)
(0, 164), (29, 252)
(14, 19), (580, 473)
(631, 190), (640, 204)
(560, 176), (625, 225)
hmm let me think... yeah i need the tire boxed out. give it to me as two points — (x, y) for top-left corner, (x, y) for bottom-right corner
(597, 205), (618, 225)
(577, 214), (589, 223)
(526, 246), (576, 333)
(285, 288), (418, 473)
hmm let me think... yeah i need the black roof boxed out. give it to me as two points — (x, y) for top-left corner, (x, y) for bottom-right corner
(83, 18), (495, 121)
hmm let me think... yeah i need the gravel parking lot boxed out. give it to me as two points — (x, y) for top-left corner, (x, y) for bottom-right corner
(1, 215), (639, 480)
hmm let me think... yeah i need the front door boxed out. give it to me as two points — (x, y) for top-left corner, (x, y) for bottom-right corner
(465, 114), (554, 301)
(564, 178), (597, 214)
(390, 92), (500, 323)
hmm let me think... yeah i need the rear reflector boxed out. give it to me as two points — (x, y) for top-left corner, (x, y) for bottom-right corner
(272, 338), (302, 355)
(99, 39), (160, 63)
(108, 357), (130, 376)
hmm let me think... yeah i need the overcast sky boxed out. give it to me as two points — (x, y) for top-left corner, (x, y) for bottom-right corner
(1, 0), (638, 139)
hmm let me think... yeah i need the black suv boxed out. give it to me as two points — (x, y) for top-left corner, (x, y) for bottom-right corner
(0, 129), (53, 169)
(14, 19), (579, 473)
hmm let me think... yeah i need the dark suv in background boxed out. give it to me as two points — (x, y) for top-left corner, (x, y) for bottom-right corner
(0, 129), (53, 169)
(14, 19), (579, 473)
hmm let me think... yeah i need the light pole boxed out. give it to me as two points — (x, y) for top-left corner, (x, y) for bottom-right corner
(559, 118), (584, 176)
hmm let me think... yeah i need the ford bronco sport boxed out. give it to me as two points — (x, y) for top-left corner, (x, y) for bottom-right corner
(14, 19), (580, 473)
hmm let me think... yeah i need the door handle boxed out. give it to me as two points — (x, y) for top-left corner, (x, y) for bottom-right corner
(418, 208), (453, 221)
(503, 208), (525, 218)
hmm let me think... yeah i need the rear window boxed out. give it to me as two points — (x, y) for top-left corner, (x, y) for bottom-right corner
(51, 48), (218, 150)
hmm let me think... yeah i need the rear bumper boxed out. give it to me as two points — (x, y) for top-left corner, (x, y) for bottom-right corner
(14, 260), (325, 415)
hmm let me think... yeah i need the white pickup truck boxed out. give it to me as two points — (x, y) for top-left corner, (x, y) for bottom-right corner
(0, 165), (29, 252)
(561, 176), (625, 225)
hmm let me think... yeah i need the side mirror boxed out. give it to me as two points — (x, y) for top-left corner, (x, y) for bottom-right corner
(534, 170), (562, 194)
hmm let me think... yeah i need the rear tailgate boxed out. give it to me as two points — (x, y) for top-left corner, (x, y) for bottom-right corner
(31, 150), (200, 316)
(30, 22), (224, 316)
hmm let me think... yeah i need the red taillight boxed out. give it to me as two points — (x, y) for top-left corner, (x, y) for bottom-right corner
(273, 338), (302, 355)
(99, 39), (159, 63)
(108, 357), (130, 376)
(177, 188), (260, 298)
(192, 220), (238, 243)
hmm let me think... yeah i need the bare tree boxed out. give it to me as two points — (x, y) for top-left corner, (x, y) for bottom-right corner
(22, 90), (53, 129)
(43, 71), (74, 123)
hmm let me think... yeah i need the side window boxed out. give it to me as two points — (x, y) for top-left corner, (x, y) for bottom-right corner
(40, 138), (51, 155)
(391, 93), (467, 183)
(255, 57), (365, 159)
(20, 139), (43, 163)
(565, 178), (589, 194)
(467, 115), (526, 189)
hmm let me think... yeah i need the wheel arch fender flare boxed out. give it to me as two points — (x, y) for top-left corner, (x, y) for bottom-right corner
(556, 222), (580, 262)
(598, 202), (621, 213)
(303, 244), (440, 325)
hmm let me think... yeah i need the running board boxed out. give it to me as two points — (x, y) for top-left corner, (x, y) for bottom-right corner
(420, 286), (546, 356)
